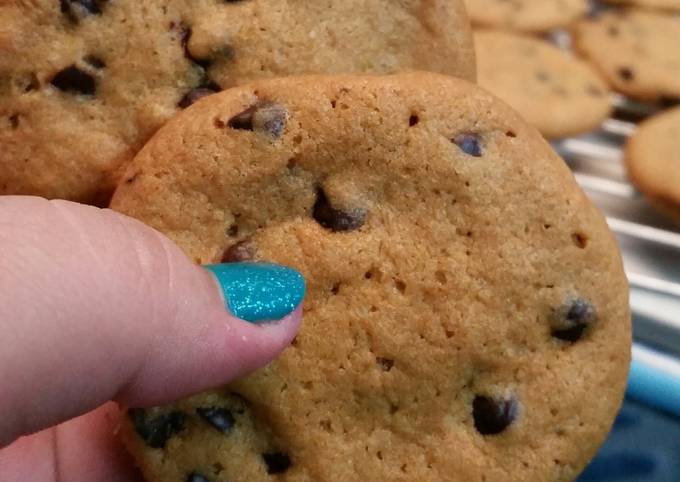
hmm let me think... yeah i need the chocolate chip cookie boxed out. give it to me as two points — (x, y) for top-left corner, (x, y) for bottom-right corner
(464, 0), (589, 33)
(112, 72), (631, 482)
(625, 106), (680, 222)
(602, 0), (680, 11)
(0, 0), (475, 204)
(475, 30), (611, 139)
(573, 9), (680, 101)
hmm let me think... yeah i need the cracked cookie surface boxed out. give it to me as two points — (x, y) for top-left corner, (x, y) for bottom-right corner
(112, 72), (630, 482)
(0, 0), (474, 203)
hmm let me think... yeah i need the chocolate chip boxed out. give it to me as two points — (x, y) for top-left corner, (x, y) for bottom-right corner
(552, 298), (595, 342)
(376, 357), (394, 372)
(180, 25), (193, 57)
(187, 473), (210, 482)
(312, 188), (366, 232)
(8, 114), (19, 129)
(129, 408), (186, 449)
(453, 134), (482, 157)
(50, 66), (95, 96)
(473, 395), (518, 435)
(222, 240), (255, 262)
(250, 102), (288, 137)
(179, 25), (211, 68)
(228, 106), (257, 130)
(659, 96), (680, 108)
(178, 86), (220, 109)
(60, 0), (105, 20)
(196, 407), (235, 434)
(84, 55), (105, 69)
(262, 452), (291, 474)
(227, 101), (288, 137)
(179, 25), (232, 69)
(618, 67), (634, 82)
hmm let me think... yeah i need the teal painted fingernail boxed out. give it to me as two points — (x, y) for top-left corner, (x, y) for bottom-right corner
(205, 262), (306, 323)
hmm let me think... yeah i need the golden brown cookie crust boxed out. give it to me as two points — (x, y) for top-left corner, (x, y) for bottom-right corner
(113, 72), (630, 482)
(625, 106), (680, 222)
(475, 30), (611, 139)
(573, 10), (680, 101)
(464, 0), (588, 33)
(0, 0), (475, 203)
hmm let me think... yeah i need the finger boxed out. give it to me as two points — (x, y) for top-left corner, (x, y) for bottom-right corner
(0, 197), (305, 447)
(0, 403), (143, 482)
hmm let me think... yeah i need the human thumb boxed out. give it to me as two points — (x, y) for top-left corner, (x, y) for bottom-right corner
(0, 196), (304, 448)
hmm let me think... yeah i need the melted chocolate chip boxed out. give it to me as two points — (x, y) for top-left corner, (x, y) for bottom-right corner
(251, 102), (288, 137)
(180, 25), (193, 58)
(196, 407), (235, 434)
(376, 357), (394, 372)
(552, 298), (595, 342)
(187, 473), (210, 482)
(222, 240), (255, 262)
(178, 86), (220, 109)
(179, 25), (210, 68)
(312, 188), (366, 232)
(618, 67), (634, 82)
(60, 0), (105, 20)
(473, 395), (518, 435)
(50, 66), (95, 96)
(84, 55), (105, 69)
(228, 105), (256, 130)
(262, 452), (291, 474)
(179, 25), (233, 69)
(129, 408), (185, 449)
(227, 101), (288, 137)
(453, 134), (482, 157)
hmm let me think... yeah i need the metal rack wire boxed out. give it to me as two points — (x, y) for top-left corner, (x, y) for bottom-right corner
(553, 98), (680, 372)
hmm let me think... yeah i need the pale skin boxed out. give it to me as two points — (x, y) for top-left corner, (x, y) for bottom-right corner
(0, 197), (302, 481)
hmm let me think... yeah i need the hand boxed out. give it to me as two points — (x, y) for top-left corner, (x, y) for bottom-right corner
(0, 196), (305, 481)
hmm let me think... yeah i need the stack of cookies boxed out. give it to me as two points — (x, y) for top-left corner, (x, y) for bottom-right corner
(0, 1), (633, 481)
(467, 0), (680, 223)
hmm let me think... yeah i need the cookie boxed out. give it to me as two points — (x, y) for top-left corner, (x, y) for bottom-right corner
(464, 0), (589, 33)
(573, 9), (680, 101)
(475, 30), (611, 139)
(112, 72), (631, 482)
(602, 0), (680, 12)
(0, 0), (475, 204)
(625, 106), (680, 221)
